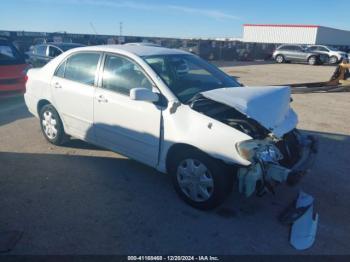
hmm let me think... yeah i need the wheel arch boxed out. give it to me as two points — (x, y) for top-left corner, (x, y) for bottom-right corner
(37, 100), (67, 133)
(307, 54), (318, 60)
(37, 99), (51, 115)
(165, 143), (235, 174)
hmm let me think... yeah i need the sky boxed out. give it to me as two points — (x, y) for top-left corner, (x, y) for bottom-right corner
(1, 0), (350, 38)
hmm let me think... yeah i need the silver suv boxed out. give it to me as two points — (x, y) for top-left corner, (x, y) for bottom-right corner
(273, 45), (327, 65)
(307, 45), (348, 64)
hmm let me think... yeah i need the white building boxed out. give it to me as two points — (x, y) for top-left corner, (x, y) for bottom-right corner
(243, 24), (350, 46)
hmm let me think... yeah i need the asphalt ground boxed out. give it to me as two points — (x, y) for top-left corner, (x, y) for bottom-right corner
(0, 62), (349, 254)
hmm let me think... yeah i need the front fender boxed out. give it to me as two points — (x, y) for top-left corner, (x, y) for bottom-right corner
(159, 104), (252, 171)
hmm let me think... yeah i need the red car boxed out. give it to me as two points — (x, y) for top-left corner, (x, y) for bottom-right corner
(0, 38), (29, 96)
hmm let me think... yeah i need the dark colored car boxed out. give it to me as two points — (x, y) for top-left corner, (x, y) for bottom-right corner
(0, 38), (29, 96)
(272, 44), (328, 65)
(26, 43), (85, 67)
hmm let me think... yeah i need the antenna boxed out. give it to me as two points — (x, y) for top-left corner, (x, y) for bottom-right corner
(90, 22), (98, 35)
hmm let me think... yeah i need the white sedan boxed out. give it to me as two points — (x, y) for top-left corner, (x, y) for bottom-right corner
(24, 44), (317, 209)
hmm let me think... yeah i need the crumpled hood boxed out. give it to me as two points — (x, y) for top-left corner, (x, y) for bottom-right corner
(201, 86), (298, 138)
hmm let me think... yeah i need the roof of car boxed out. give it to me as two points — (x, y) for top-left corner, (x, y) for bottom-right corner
(75, 44), (189, 57)
(46, 42), (85, 48)
(0, 38), (11, 44)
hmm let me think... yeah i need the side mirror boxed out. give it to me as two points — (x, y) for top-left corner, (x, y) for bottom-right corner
(130, 87), (159, 102)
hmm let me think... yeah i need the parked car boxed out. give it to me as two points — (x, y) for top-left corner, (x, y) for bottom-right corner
(273, 44), (327, 65)
(26, 43), (85, 67)
(0, 38), (29, 96)
(24, 45), (317, 209)
(307, 45), (348, 64)
(124, 42), (161, 47)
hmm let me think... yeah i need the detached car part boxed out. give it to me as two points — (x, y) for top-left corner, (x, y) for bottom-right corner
(290, 191), (319, 250)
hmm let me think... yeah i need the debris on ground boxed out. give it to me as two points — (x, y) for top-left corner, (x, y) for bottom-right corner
(280, 191), (319, 250)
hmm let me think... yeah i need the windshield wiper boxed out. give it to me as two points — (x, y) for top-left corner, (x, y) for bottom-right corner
(186, 93), (205, 106)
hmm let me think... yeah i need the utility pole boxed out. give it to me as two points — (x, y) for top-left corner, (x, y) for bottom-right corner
(118, 22), (124, 44)
(119, 22), (123, 37)
(90, 22), (98, 35)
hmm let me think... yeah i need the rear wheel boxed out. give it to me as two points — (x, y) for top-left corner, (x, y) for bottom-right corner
(275, 55), (285, 63)
(169, 148), (233, 210)
(308, 56), (318, 65)
(39, 104), (67, 145)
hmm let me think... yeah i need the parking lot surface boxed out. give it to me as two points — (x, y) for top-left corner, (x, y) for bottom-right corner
(1, 63), (350, 254)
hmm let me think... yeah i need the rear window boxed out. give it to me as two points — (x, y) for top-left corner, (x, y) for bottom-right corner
(278, 46), (289, 51)
(33, 45), (47, 56)
(55, 52), (100, 86)
(0, 43), (24, 65)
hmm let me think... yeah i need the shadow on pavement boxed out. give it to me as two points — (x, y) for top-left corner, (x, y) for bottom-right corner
(0, 96), (31, 127)
(62, 138), (104, 151)
(0, 128), (350, 254)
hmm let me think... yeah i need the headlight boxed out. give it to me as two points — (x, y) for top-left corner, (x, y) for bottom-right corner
(236, 139), (283, 163)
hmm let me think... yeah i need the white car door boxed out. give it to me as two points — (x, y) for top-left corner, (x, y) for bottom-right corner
(93, 54), (162, 166)
(51, 52), (101, 140)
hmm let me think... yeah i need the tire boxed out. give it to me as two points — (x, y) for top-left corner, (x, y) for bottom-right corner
(39, 104), (67, 145)
(275, 55), (285, 64)
(329, 56), (338, 64)
(308, 56), (318, 65)
(169, 147), (233, 210)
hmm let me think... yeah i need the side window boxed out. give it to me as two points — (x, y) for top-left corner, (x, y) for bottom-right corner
(319, 47), (328, 52)
(63, 52), (100, 85)
(308, 46), (317, 51)
(102, 55), (152, 95)
(49, 46), (62, 57)
(278, 46), (287, 51)
(292, 46), (301, 51)
(280, 46), (291, 51)
(35, 45), (47, 56)
(55, 61), (66, 78)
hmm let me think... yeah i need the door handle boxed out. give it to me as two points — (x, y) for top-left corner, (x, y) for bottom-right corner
(54, 82), (62, 89)
(97, 95), (108, 103)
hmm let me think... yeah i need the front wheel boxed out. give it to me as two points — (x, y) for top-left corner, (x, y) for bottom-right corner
(308, 56), (318, 65)
(329, 56), (338, 64)
(170, 148), (233, 210)
(39, 104), (67, 145)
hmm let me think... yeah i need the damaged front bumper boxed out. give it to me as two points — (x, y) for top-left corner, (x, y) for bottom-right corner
(286, 134), (318, 185)
(238, 132), (318, 197)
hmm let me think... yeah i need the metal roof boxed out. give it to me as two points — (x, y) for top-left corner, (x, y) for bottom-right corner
(243, 24), (320, 28)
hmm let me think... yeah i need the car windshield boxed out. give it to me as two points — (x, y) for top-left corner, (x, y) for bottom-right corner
(0, 43), (24, 65)
(327, 46), (339, 51)
(143, 54), (240, 103)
